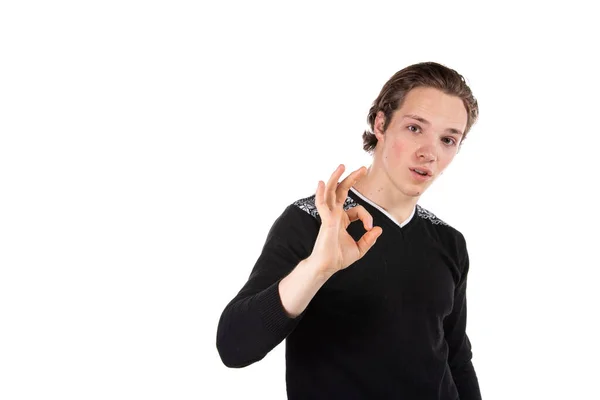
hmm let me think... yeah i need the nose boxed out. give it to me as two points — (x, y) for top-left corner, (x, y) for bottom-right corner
(417, 143), (437, 162)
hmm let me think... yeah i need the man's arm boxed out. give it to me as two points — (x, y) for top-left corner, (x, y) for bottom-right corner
(216, 209), (377, 367)
(216, 205), (318, 368)
(444, 234), (482, 400)
(217, 166), (380, 369)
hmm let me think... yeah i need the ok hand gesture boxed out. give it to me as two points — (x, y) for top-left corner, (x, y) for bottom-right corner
(311, 164), (383, 278)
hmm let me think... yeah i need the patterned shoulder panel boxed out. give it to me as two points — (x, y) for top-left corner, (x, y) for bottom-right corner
(292, 194), (359, 220)
(416, 204), (449, 226)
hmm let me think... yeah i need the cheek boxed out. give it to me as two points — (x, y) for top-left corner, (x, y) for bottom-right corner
(389, 140), (406, 159)
(386, 143), (411, 170)
(440, 153), (456, 168)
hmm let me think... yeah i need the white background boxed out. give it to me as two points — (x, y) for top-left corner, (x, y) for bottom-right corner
(1, 1), (599, 399)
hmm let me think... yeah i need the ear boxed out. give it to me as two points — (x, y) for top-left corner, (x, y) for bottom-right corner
(374, 111), (386, 140)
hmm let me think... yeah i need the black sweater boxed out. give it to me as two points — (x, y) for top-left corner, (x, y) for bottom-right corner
(217, 187), (481, 400)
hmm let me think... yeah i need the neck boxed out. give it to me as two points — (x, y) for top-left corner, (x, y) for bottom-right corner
(352, 164), (419, 225)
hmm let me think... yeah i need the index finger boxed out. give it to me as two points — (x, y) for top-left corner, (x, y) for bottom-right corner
(335, 166), (366, 205)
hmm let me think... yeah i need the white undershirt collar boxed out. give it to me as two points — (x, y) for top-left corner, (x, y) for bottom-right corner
(349, 186), (416, 228)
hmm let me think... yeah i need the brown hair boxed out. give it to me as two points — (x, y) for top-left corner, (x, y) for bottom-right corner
(362, 61), (479, 154)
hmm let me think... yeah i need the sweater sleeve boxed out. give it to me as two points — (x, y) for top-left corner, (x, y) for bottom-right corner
(444, 233), (482, 400)
(216, 204), (318, 368)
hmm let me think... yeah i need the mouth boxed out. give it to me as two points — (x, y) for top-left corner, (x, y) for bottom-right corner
(409, 168), (433, 181)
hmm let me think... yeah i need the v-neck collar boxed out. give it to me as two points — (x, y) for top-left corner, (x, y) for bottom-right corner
(348, 186), (416, 229)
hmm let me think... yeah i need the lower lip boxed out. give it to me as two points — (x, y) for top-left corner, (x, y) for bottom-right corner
(410, 169), (432, 182)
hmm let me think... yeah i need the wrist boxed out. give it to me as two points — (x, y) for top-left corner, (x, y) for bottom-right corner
(302, 256), (335, 283)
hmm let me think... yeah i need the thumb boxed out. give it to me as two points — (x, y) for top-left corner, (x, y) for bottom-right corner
(355, 226), (383, 258)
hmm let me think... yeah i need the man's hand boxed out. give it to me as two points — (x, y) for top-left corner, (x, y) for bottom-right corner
(310, 164), (383, 279)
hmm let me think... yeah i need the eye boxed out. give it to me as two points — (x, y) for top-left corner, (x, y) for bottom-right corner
(442, 137), (457, 146)
(407, 125), (421, 133)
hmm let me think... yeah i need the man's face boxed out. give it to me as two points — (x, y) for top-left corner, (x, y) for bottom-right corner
(374, 86), (468, 197)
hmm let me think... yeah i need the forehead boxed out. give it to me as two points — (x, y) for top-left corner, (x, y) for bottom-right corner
(395, 87), (468, 130)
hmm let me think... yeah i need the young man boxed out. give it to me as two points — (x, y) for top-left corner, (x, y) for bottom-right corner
(217, 62), (482, 399)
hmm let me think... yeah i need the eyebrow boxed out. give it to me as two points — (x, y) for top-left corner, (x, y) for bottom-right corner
(401, 114), (464, 136)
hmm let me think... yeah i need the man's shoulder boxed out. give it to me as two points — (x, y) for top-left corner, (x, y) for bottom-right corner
(415, 204), (469, 268)
(415, 204), (464, 239)
(416, 204), (451, 227)
(291, 193), (359, 220)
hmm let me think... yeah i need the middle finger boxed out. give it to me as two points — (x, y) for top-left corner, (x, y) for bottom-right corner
(325, 164), (345, 209)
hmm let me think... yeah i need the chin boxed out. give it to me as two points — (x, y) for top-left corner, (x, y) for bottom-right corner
(398, 183), (427, 198)
(406, 189), (425, 197)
